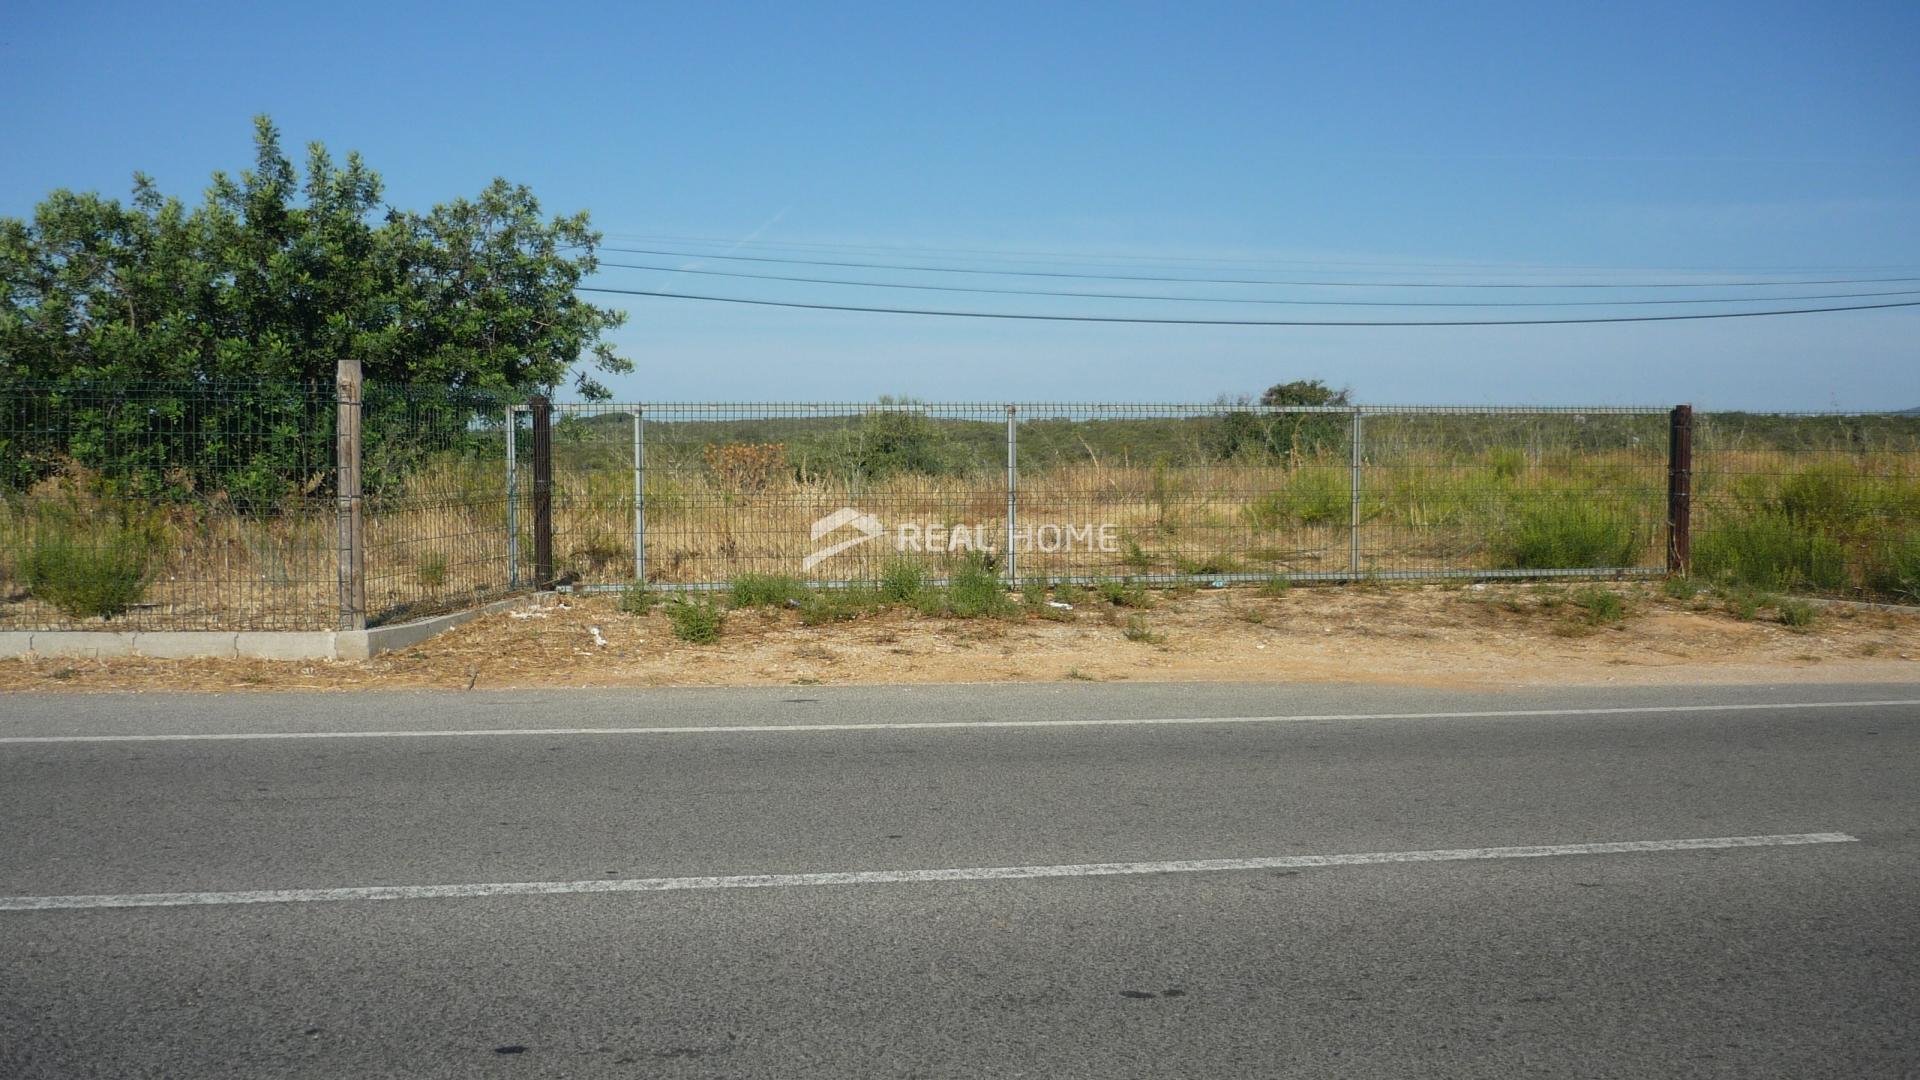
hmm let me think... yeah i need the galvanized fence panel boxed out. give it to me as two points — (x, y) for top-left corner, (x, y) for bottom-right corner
(359, 385), (519, 626)
(1008, 403), (1356, 584)
(1692, 411), (1920, 599)
(1357, 406), (1670, 580)
(0, 382), (337, 631)
(546, 401), (1678, 591)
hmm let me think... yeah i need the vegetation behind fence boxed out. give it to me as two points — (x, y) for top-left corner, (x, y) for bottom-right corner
(3, 384), (1916, 633)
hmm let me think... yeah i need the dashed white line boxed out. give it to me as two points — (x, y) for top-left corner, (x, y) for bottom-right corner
(0, 832), (1858, 912)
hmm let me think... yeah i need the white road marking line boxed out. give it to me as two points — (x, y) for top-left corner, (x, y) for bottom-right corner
(0, 833), (1858, 912)
(0, 698), (1915, 745)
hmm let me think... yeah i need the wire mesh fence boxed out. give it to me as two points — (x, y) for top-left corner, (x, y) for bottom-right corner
(0, 382), (337, 631)
(361, 385), (518, 627)
(527, 402), (1677, 591)
(1693, 411), (1920, 601)
(5, 382), (1917, 633)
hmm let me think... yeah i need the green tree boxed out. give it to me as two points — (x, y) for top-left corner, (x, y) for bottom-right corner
(0, 115), (629, 396)
(1259, 379), (1351, 408)
(1210, 380), (1354, 462)
(0, 117), (631, 504)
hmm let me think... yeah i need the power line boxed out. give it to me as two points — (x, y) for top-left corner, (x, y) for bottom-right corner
(595, 246), (1920, 290)
(576, 285), (1920, 326)
(599, 233), (1919, 276)
(595, 260), (1920, 309)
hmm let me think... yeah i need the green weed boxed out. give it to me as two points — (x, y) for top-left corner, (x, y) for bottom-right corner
(799, 586), (883, 626)
(1123, 614), (1165, 643)
(1257, 575), (1292, 598)
(22, 529), (151, 620)
(878, 560), (926, 603)
(666, 599), (726, 643)
(1093, 578), (1152, 608)
(1570, 586), (1625, 625)
(616, 583), (657, 615)
(1694, 514), (1848, 592)
(1776, 598), (1819, 629)
(730, 572), (810, 608)
(1660, 576), (1700, 601)
(1493, 501), (1642, 570)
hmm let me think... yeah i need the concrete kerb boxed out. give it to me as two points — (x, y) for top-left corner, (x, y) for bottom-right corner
(1, 594), (546, 663)
(335, 594), (543, 661)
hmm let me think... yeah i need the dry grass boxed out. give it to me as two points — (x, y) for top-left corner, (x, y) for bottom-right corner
(4, 445), (1916, 630)
(3, 581), (1915, 694)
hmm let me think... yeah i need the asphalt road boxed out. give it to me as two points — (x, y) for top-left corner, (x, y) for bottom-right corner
(1, 681), (1916, 1078)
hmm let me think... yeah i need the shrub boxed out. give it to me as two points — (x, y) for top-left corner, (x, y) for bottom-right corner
(730, 572), (810, 608)
(801, 409), (959, 481)
(1660, 576), (1700, 601)
(1019, 578), (1074, 621)
(1244, 469), (1348, 531)
(666, 599), (725, 643)
(1492, 501), (1642, 570)
(1777, 598), (1818, 629)
(1693, 514), (1849, 592)
(1488, 447), (1527, 481)
(1722, 587), (1765, 621)
(1257, 575), (1292, 598)
(1093, 578), (1152, 608)
(1570, 586), (1625, 625)
(878, 560), (926, 603)
(702, 442), (788, 490)
(944, 556), (1016, 618)
(1865, 533), (1920, 602)
(1123, 614), (1165, 643)
(617, 583), (656, 615)
(1772, 463), (1862, 530)
(799, 586), (882, 626)
(22, 529), (151, 620)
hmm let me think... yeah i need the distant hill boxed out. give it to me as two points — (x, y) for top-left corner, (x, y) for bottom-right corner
(1900, 407), (1920, 416)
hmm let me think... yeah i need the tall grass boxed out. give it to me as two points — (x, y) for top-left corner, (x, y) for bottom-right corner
(1693, 513), (1850, 592)
(7, 435), (1918, 630)
(1492, 500), (1644, 570)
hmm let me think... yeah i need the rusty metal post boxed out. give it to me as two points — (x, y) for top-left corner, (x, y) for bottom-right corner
(334, 359), (366, 630)
(531, 395), (554, 587)
(1667, 404), (1693, 575)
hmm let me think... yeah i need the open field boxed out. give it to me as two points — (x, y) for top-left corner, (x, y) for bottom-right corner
(3, 580), (1914, 692)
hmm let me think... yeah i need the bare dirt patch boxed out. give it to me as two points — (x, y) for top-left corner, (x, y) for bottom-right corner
(2, 582), (1915, 694)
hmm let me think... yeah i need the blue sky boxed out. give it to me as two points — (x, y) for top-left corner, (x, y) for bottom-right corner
(4, 1), (1917, 407)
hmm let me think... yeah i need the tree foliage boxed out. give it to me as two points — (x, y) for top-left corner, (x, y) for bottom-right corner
(1211, 379), (1355, 461)
(0, 118), (630, 508)
(1259, 379), (1351, 408)
(0, 115), (629, 397)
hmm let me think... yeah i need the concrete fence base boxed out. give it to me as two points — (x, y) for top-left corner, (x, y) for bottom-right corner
(0, 594), (540, 663)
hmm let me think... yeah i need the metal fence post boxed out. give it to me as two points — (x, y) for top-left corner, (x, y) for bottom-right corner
(1667, 403), (1694, 575)
(530, 395), (553, 587)
(1349, 407), (1363, 579)
(505, 404), (520, 590)
(632, 407), (646, 583)
(334, 359), (366, 630)
(1005, 405), (1019, 583)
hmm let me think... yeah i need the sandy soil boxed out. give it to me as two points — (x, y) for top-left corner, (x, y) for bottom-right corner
(2, 582), (1916, 694)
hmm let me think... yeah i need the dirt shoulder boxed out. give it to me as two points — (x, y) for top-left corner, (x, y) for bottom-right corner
(3, 581), (1916, 694)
